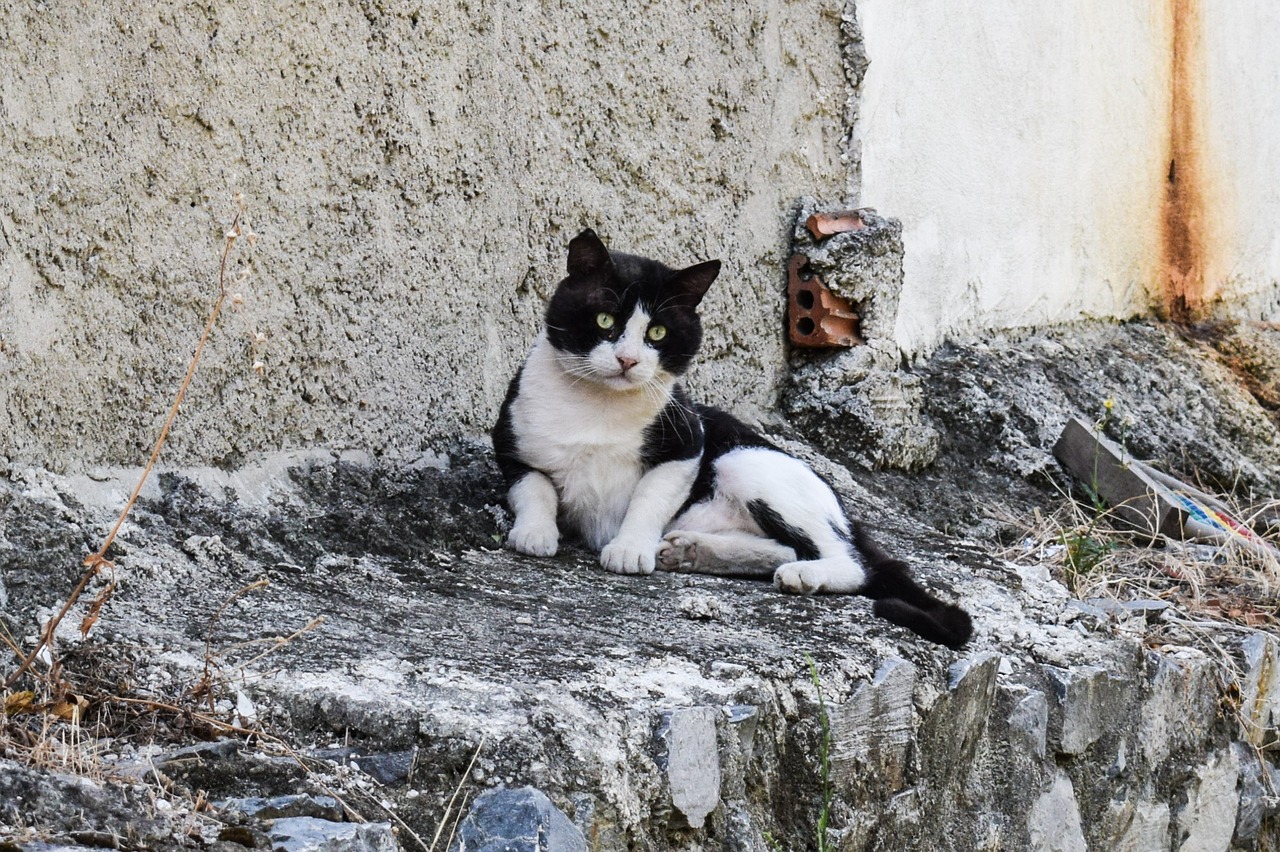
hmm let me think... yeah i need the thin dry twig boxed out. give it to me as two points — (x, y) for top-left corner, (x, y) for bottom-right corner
(195, 578), (270, 711)
(430, 738), (485, 852)
(234, 616), (326, 672)
(359, 789), (432, 852)
(4, 207), (249, 691)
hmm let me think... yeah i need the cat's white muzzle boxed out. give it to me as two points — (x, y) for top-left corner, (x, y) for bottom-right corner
(585, 309), (661, 391)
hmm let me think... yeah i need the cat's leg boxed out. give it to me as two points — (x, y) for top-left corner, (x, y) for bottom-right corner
(600, 457), (699, 575)
(658, 491), (795, 575)
(657, 530), (795, 576)
(506, 471), (560, 557)
(711, 448), (868, 594)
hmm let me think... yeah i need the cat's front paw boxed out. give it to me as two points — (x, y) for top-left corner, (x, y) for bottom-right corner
(507, 524), (559, 558)
(600, 537), (656, 575)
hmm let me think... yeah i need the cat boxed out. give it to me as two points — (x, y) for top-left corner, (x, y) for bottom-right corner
(492, 228), (973, 649)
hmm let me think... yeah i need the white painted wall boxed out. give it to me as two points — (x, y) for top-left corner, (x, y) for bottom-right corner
(855, 1), (1280, 354)
(1199, 5), (1280, 317)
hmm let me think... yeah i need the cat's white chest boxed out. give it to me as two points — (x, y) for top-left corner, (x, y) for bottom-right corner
(511, 341), (668, 547)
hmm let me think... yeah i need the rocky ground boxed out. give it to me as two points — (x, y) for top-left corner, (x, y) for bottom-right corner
(1, 319), (1279, 851)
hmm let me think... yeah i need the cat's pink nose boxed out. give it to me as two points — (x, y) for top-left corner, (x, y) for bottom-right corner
(617, 356), (638, 372)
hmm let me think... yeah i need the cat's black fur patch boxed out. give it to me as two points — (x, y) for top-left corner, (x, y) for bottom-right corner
(640, 385), (704, 468)
(492, 368), (532, 488)
(746, 499), (821, 561)
(682, 405), (776, 508)
(851, 526), (974, 650)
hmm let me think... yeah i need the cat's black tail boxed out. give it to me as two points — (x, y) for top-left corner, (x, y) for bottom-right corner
(852, 528), (974, 650)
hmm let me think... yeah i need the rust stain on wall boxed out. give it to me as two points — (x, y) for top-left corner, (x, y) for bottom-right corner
(1161, 0), (1211, 322)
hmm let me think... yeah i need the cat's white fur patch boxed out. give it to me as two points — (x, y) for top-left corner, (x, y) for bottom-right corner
(658, 530), (795, 575)
(601, 456), (698, 574)
(775, 557), (865, 594)
(509, 335), (684, 553)
(666, 447), (867, 593)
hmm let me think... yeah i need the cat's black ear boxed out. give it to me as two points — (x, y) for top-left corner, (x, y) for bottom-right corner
(669, 259), (721, 307)
(567, 229), (612, 277)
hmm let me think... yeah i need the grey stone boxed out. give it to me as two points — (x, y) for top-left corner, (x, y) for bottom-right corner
(1027, 772), (1087, 852)
(655, 707), (722, 829)
(721, 802), (768, 852)
(156, 738), (243, 767)
(1045, 665), (1131, 755)
(0, 757), (173, 844)
(1239, 632), (1280, 749)
(1175, 748), (1241, 852)
(1008, 689), (1049, 760)
(1233, 742), (1280, 842)
(1071, 597), (1169, 626)
(1101, 799), (1172, 852)
(785, 344), (941, 472)
(451, 787), (587, 852)
(311, 747), (418, 787)
(725, 704), (759, 754)
(921, 653), (1000, 780)
(1065, 599), (1117, 626)
(830, 659), (917, 793)
(218, 794), (343, 822)
(1139, 650), (1217, 768)
(1121, 599), (1170, 619)
(268, 817), (397, 852)
(565, 792), (626, 852)
(1083, 597), (1129, 618)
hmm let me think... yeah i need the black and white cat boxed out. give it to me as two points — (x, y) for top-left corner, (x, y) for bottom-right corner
(493, 229), (973, 649)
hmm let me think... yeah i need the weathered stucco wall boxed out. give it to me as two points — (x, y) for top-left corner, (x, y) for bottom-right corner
(855, 0), (1280, 353)
(0, 0), (850, 470)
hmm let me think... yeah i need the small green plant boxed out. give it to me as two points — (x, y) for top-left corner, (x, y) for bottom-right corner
(805, 653), (833, 852)
(764, 654), (835, 852)
(1059, 525), (1116, 590)
(1054, 397), (1132, 591)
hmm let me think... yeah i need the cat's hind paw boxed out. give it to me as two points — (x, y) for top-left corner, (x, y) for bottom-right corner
(600, 537), (656, 575)
(774, 558), (865, 595)
(774, 563), (822, 594)
(507, 524), (559, 558)
(657, 532), (699, 572)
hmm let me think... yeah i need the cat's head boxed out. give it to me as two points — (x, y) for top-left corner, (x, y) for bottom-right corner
(544, 229), (720, 392)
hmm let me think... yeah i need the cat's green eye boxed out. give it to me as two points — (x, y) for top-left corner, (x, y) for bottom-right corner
(647, 325), (667, 342)
(596, 312), (615, 330)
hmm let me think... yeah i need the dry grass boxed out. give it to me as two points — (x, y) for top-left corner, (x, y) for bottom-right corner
(4, 201), (255, 694)
(997, 483), (1280, 759)
(999, 492), (1279, 632)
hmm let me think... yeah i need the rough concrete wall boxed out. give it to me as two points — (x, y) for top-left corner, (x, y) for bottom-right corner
(0, 0), (849, 470)
(853, 1), (1280, 353)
